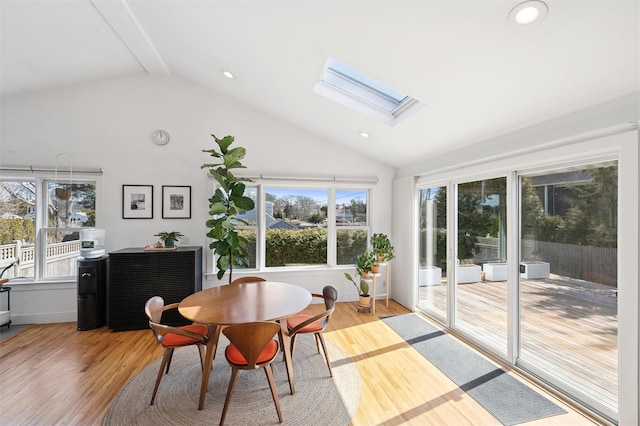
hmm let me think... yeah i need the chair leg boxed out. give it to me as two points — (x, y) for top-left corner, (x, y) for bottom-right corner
(150, 349), (172, 405)
(314, 333), (320, 353)
(197, 344), (206, 372)
(264, 364), (283, 423)
(220, 367), (241, 426)
(289, 334), (298, 359)
(316, 332), (333, 377)
(165, 347), (175, 374)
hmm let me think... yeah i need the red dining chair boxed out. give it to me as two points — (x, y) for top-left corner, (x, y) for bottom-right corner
(220, 321), (283, 425)
(285, 285), (337, 376)
(144, 296), (209, 405)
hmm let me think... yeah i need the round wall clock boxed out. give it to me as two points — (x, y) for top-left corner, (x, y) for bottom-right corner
(152, 129), (170, 145)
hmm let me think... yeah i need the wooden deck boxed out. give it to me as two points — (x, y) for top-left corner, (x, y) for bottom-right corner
(417, 274), (618, 415)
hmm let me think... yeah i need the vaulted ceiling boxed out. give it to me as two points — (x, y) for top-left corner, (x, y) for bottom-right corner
(1, 0), (638, 168)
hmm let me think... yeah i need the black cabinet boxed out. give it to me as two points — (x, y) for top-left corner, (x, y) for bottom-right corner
(77, 256), (108, 330)
(107, 246), (202, 331)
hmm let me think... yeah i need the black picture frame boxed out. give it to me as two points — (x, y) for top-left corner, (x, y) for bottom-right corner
(122, 185), (153, 219)
(162, 185), (191, 219)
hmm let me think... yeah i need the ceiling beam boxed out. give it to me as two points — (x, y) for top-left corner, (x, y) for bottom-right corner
(90, 0), (170, 75)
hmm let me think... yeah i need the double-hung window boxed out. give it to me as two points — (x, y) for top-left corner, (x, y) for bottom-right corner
(0, 170), (99, 281)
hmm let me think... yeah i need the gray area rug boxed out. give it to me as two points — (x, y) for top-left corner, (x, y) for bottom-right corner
(382, 314), (566, 426)
(103, 335), (360, 425)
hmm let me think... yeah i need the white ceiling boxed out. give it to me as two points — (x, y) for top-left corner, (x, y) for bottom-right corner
(1, 0), (638, 168)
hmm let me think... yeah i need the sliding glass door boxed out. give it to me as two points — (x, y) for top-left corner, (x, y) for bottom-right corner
(415, 158), (620, 420)
(417, 186), (447, 320)
(518, 162), (618, 418)
(454, 177), (508, 356)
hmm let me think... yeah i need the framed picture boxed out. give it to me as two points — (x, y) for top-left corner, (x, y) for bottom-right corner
(162, 185), (191, 219)
(122, 185), (153, 219)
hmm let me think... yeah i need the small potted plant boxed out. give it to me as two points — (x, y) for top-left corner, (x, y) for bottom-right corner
(355, 251), (375, 278)
(344, 272), (371, 311)
(371, 233), (395, 263)
(154, 231), (184, 248)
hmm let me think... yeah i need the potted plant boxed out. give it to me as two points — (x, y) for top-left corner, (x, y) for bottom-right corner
(371, 233), (395, 262)
(344, 272), (371, 311)
(355, 251), (375, 278)
(201, 134), (255, 283)
(154, 231), (184, 248)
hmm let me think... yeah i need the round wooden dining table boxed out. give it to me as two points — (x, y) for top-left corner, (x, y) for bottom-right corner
(178, 281), (312, 410)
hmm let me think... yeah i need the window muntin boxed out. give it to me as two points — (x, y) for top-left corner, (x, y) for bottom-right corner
(0, 178), (97, 281)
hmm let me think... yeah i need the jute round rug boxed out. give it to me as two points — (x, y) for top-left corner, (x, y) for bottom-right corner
(103, 335), (360, 425)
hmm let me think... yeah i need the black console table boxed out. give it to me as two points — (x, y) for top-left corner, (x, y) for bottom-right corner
(107, 246), (202, 331)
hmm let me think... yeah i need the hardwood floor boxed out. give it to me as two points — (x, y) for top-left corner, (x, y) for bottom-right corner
(0, 300), (600, 425)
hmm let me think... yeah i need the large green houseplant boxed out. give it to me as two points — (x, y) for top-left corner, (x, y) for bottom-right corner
(201, 134), (255, 282)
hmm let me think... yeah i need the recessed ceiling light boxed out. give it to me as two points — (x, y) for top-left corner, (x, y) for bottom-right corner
(221, 69), (235, 79)
(359, 131), (370, 138)
(509, 0), (548, 25)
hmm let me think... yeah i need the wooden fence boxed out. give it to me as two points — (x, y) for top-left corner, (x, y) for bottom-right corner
(474, 237), (617, 286)
(523, 239), (617, 286)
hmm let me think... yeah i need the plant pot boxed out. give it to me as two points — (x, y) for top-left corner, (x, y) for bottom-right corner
(361, 272), (372, 279)
(164, 239), (175, 248)
(371, 264), (380, 274)
(357, 295), (371, 312)
(55, 188), (71, 200)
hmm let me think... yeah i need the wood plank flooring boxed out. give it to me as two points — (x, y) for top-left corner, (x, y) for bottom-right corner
(0, 300), (600, 425)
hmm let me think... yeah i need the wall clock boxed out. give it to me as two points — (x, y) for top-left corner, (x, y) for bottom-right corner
(152, 129), (170, 145)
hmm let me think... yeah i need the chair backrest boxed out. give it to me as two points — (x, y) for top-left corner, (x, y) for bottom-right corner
(144, 296), (207, 345)
(229, 276), (266, 285)
(322, 285), (338, 311)
(145, 295), (166, 324)
(222, 321), (280, 369)
(289, 286), (337, 335)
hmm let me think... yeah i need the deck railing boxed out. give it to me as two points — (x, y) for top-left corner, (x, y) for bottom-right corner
(0, 240), (81, 279)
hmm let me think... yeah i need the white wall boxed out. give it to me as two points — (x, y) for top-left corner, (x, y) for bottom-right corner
(0, 74), (395, 323)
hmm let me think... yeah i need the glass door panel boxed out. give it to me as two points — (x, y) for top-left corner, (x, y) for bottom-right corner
(455, 177), (508, 356)
(417, 186), (447, 320)
(519, 163), (618, 417)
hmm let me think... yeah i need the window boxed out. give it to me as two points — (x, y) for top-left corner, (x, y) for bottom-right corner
(232, 183), (370, 270)
(314, 58), (424, 126)
(0, 174), (98, 281)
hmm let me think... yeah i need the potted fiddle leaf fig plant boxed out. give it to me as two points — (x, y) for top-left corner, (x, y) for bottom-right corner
(201, 134), (255, 283)
(154, 231), (184, 248)
(371, 233), (395, 262)
(344, 272), (371, 312)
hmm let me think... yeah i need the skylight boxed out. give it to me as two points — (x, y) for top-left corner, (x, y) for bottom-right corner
(314, 58), (423, 126)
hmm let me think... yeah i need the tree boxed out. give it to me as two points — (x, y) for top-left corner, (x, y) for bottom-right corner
(560, 166), (617, 247)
